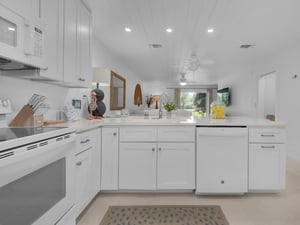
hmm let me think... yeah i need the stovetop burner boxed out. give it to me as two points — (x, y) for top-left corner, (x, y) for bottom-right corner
(0, 127), (66, 142)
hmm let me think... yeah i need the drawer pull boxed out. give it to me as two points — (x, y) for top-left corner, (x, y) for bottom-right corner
(152, 148), (155, 152)
(80, 139), (90, 144)
(113, 132), (117, 136)
(76, 162), (82, 166)
(159, 147), (162, 151)
(261, 145), (275, 149)
(221, 180), (225, 184)
(260, 134), (275, 137)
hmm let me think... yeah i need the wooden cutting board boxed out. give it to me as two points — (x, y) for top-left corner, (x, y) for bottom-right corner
(43, 120), (68, 126)
(134, 83), (142, 106)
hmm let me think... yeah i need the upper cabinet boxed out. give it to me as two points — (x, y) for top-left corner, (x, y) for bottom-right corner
(64, 0), (92, 87)
(0, 0), (40, 19)
(40, 0), (92, 87)
(39, 0), (64, 81)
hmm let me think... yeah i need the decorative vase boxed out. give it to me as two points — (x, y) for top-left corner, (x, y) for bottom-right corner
(166, 111), (174, 119)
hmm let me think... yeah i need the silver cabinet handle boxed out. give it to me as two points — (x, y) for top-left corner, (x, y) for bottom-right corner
(80, 139), (90, 144)
(152, 148), (155, 152)
(76, 162), (82, 166)
(78, 77), (86, 81)
(261, 145), (276, 149)
(261, 134), (275, 137)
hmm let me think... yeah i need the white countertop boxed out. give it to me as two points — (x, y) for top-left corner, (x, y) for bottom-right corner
(62, 116), (285, 133)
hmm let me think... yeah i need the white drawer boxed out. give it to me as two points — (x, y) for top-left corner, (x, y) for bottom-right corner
(120, 127), (157, 142)
(76, 129), (97, 154)
(157, 126), (195, 142)
(249, 128), (285, 143)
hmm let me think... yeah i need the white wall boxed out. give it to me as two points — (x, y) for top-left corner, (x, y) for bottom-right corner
(92, 37), (142, 114)
(218, 44), (300, 159)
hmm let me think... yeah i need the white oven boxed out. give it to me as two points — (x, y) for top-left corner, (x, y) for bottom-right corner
(0, 127), (76, 225)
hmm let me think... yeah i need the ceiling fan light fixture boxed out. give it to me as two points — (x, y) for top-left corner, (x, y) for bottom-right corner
(179, 73), (187, 86)
(207, 28), (214, 33)
(166, 28), (173, 33)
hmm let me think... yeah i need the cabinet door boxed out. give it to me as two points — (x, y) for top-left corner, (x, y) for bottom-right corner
(0, 0), (39, 19)
(89, 129), (101, 197)
(39, 0), (64, 81)
(63, 0), (77, 84)
(157, 143), (195, 189)
(101, 128), (119, 190)
(119, 143), (156, 190)
(76, 0), (92, 87)
(74, 148), (92, 215)
(249, 143), (285, 190)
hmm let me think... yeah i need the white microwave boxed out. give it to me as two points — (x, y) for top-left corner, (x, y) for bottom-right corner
(0, 4), (46, 70)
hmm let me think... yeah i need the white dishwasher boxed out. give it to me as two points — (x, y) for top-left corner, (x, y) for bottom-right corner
(196, 126), (248, 194)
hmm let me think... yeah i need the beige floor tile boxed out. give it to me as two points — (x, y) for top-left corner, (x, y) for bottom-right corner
(77, 160), (300, 225)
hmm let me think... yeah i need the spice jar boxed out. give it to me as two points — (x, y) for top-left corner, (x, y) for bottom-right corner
(210, 101), (226, 119)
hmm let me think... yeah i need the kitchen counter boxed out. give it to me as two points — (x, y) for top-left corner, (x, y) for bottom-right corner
(56, 116), (285, 133)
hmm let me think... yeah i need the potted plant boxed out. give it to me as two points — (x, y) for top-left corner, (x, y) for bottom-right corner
(163, 102), (177, 119)
(145, 95), (153, 108)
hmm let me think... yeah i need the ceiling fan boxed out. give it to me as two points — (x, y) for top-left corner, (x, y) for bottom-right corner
(179, 73), (187, 86)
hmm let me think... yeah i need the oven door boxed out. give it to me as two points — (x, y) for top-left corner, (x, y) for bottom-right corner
(0, 133), (76, 225)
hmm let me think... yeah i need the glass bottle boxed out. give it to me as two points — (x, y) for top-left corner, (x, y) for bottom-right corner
(210, 101), (226, 119)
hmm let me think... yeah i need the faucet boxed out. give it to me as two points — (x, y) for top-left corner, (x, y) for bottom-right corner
(158, 102), (163, 119)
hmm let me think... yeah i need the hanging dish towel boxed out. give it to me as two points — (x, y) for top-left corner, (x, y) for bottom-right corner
(134, 83), (143, 106)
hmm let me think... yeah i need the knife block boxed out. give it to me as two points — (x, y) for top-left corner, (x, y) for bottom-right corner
(9, 105), (36, 127)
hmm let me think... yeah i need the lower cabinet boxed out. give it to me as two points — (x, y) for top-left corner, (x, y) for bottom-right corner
(74, 128), (101, 217)
(157, 143), (195, 189)
(119, 143), (156, 190)
(119, 126), (195, 190)
(101, 127), (119, 190)
(248, 127), (286, 191)
(249, 144), (285, 190)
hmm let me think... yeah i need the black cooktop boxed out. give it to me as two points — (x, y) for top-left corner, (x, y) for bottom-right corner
(0, 127), (65, 142)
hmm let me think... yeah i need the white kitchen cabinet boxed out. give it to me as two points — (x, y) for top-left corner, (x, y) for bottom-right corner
(118, 126), (195, 190)
(248, 128), (286, 191)
(64, 0), (92, 87)
(157, 142), (195, 189)
(39, 0), (64, 81)
(0, 0), (39, 19)
(101, 127), (119, 190)
(119, 142), (156, 190)
(74, 128), (101, 217)
(196, 127), (248, 194)
(76, 0), (92, 86)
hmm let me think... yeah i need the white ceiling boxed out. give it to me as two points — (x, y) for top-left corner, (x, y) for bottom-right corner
(87, 0), (300, 85)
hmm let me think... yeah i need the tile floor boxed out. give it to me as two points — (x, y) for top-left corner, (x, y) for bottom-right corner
(77, 160), (300, 225)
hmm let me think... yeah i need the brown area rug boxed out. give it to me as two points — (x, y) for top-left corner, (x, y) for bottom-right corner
(99, 205), (229, 225)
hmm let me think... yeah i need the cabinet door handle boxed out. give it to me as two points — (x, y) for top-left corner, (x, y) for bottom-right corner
(76, 162), (82, 166)
(152, 148), (155, 152)
(159, 147), (162, 151)
(80, 139), (90, 144)
(78, 77), (86, 81)
(113, 132), (117, 136)
(261, 134), (275, 137)
(261, 145), (276, 149)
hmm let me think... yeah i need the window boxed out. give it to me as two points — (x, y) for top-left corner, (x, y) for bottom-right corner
(173, 88), (216, 117)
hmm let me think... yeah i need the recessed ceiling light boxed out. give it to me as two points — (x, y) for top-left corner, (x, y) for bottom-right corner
(207, 28), (214, 33)
(125, 27), (132, 32)
(8, 27), (15, 31)
(166, 28), (173, 33)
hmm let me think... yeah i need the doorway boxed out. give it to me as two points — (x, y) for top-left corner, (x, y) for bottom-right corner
(257, 71), (277, 120)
